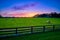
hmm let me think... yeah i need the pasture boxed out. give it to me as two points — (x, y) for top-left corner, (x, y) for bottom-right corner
(0, 18), (60, 28)
(0, 18), (60, 40)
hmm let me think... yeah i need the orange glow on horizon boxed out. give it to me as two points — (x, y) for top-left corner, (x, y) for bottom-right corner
(10, 12), (38, 17)
(2, 11), (39, 17)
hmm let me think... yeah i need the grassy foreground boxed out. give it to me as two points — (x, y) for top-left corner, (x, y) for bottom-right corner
(0, 18), (60, 28)
(1, 31), (60, 40)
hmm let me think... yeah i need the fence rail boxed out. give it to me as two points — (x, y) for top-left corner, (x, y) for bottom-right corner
(0, 25), (60, 37)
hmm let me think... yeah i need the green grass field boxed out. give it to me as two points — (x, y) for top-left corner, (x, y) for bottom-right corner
(1, 31), (60, 40)
(0, 18), (60, 28)
(0, 18), (60, 40)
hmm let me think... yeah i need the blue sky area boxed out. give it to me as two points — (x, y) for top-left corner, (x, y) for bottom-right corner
(0, 0), (60, 13)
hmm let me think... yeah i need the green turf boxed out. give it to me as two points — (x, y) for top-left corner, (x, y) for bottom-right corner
(0, 18), (60, 40)
(1, 31), (60, 40)
(0, 18), (60, 28)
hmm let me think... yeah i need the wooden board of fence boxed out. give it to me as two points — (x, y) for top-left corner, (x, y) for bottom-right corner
(0, 25), (60, 37)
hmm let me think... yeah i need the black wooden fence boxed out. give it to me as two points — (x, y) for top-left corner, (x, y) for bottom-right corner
(0, 25), (60, 37)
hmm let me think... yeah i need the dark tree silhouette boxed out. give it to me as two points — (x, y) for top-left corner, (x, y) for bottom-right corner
(0, 15), (2, 18)
(33, 14), (41, 18)
(50, 12), (60, 18)
(33, 12), (60, 18)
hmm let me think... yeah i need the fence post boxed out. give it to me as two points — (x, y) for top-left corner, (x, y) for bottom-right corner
(16, 28), (18, 35)
(31, 26), (33, 34)
(43, 26), (45, 32)
(53, 25), (55, 32)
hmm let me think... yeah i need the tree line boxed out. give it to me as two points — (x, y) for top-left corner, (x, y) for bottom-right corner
(33, 12), (60, 18)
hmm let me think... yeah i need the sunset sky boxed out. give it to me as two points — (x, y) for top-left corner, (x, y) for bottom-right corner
(0, 0), (60, 17)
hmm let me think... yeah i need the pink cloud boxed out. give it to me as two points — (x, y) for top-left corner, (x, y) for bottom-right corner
(1, 10), (38, 17)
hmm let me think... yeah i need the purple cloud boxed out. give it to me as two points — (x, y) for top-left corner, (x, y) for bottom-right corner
(12, 2), (38, 10)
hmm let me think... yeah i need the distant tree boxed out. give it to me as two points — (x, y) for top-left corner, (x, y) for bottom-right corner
(33, 14), (41, 18)
(40, 14), (49, 17)
(33, 12), (60, 18)
(58, 13), (60, 18)
(50, 12), (60, 18)
(33, 14), (49, 18)
(0, 15), (2, 18)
